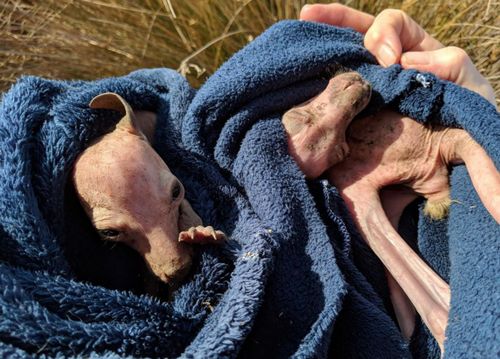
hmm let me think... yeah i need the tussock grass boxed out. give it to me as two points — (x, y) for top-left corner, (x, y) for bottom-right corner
(1, 0), (498, 105)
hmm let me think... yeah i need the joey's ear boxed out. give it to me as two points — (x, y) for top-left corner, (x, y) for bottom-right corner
(90, 92), (139, 133)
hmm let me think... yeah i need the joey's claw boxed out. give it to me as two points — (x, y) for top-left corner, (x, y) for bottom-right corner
(178, 225), (226, 244)
(205, 226), (216, 240)
(214, 230), (226, 241)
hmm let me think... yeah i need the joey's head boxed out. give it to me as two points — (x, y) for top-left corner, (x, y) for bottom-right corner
(72, 93), (201, 285)
(282, 71), (372, 178)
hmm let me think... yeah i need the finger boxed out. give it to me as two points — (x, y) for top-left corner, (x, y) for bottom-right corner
(401, 47), (497, 105)
(300, 3), (374, 34)
(364, 9), (443, 67)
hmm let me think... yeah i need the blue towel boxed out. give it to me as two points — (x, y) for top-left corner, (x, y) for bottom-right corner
(0, 20), (498, 358)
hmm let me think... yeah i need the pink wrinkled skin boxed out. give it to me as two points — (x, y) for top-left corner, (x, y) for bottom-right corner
(283, 71), (371, 178)
(282, 71), (500, 351)
(72, 93), (225, 289)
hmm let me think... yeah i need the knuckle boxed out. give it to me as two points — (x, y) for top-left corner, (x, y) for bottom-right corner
(378, 8), (395, 16)
(379, 8), (406, 20)
(365, 28), (385, 48)
(366, 27), (383, 42)
(327, 3), (346, 12)
(447, 46), (470, 65)
(368, 8), (409, 45)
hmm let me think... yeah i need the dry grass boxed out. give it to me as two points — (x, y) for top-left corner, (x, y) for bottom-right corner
(1, 0), (499, 105)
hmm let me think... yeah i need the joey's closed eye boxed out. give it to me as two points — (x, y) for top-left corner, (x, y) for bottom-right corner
(97, 229), (121, 239)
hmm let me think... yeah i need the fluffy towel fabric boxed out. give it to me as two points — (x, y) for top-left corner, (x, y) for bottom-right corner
(0, 20), (498, 358)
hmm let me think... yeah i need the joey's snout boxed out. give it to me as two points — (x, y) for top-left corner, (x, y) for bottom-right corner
(123, 177), (200, 285)
(138, 187), (202, 285)
(140, 227), (194, 284)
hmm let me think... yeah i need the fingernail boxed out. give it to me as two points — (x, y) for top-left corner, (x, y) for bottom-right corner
(299, 4), (311, 20)
(377, 43), (397, 67)
(401, 52), (428, 66)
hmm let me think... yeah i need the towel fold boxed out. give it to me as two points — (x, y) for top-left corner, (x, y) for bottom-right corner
(0, 20), (498, 358)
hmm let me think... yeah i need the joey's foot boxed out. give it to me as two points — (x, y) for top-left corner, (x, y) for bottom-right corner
(178, 225), (226, 244)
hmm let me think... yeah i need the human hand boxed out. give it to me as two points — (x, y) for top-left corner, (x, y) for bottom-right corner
(300, 3), (496, 106)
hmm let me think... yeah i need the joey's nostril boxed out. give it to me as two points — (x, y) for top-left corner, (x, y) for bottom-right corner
(171, 179), (184, 201)
(172, 183), (180, 199)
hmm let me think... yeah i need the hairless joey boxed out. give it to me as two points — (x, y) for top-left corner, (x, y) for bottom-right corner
(282, 71), (500, 351)
(72, 93), (225, 293)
